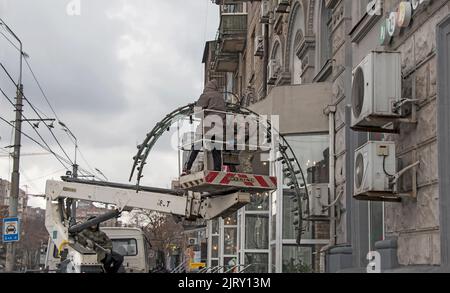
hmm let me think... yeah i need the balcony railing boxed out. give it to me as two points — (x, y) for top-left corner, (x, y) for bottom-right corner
(221, 3), (245, 14)
(220, 14), (247, 34)
(211, 3), (248, 72)
(218, 14), (247, 53)
(213, 0), (249, 7)
(213, 44), (239, 72)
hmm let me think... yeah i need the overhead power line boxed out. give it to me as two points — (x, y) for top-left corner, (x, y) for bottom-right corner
(0, 88), (95, 178)
(23, 58), (60, 121)
(0, 86), (71, 171)
(0, 32), (101, 180)
(0, 62), (74, 165)
(0, 114), (71, 170)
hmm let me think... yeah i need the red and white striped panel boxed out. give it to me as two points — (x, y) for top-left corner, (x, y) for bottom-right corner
(205, 171), (277, 188)
(180, 171), (277, 191)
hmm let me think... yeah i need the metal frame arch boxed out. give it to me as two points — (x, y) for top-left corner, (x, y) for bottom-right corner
(130, 103), (312, 244)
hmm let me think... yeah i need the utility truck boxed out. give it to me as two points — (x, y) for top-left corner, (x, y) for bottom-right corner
(44, 171), (276, 273)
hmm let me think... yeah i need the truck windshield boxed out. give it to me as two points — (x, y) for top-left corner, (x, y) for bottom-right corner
(112, 238), (138, 256)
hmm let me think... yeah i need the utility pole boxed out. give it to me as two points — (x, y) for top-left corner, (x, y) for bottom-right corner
(1, 18), (24, 273)
(5, 85), (23, 272)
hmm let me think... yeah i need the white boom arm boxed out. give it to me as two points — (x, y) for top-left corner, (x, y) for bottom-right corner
(45, 179), (250, 251)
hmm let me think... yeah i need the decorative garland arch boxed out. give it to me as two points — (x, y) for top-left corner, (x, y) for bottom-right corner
(129, 102), (311, 245)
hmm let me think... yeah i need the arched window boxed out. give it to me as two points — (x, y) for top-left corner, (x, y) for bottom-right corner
(317, 0), (332, 71)
(271, 41), (283, 68)
(287, 2), (305, 85)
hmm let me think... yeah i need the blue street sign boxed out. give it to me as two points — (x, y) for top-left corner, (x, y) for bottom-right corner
(2, 217), (20, 243)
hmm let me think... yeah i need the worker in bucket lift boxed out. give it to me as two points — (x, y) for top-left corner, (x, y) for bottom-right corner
(76, 216), (124, 273)
(182, 79), (226, 175)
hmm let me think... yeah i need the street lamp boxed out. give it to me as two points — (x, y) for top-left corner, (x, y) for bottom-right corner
(95, 168), (109, 181)
(58, 121), (78, 175)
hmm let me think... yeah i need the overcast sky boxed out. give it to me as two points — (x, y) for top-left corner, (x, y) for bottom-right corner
(0, 0), (219, 208)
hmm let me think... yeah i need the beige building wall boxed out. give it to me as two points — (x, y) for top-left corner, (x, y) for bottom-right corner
(369, 0), (448, 266)
(210, 0), (450, 271)
(249, 83), (331, 134)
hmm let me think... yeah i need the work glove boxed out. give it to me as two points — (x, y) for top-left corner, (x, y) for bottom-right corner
(86, 239), (94, 249)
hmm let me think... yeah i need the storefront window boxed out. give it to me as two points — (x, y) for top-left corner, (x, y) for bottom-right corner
(270, 246), (276, 273)
(284, 134), (329, 184)
(246, 193), (270, 211)
(244, 253), (268, 273)
(282, 246), (313, 273)
(211, 259), (219, 267)
(212, 236), (219, 258)
(245, 214), (269, 249)
(282, 192), (312, 240)
(224, 228), (237, 255)
(212, 219), (219, 234)
(271, 192), (277, 241)
(224, 213), (237, 226)
(282, 193), (297, 240)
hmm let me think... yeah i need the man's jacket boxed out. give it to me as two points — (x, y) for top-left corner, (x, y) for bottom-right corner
(77, 228), (113, 262)
(197, 79), (226, 120)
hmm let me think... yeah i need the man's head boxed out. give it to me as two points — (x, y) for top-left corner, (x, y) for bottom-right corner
(205, 79), (219, 92)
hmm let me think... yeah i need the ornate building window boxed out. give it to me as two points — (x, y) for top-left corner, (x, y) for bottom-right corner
(286, 1), (305, 85)
(316, 0), (332, 75)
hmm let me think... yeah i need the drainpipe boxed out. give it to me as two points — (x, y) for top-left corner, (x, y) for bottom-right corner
(324, 105), (336, 246)
(320, 105), (337, 271)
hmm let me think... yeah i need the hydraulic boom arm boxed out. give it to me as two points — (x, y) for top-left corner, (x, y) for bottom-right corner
(44, 179), (250, 250)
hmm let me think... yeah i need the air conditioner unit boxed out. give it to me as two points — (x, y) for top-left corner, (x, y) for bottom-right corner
(351, 51), (402, 131)
(307, 183), (329, 218)
(260, 0), (270, 24)
(254, 35), (264, 57)
(267, 59), (279, 85)
(276, 0), (290, 13)
(354, 141), (396, 199)
(188, 238), (198, 246)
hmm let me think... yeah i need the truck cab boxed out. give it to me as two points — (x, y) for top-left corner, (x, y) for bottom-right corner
(44, 227), (150, 273)
(102, 227), (149, 273)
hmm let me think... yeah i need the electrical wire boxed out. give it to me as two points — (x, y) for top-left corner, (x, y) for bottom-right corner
(0, 115), (71, 170)
(0, 108), (95, 179)
(0, 32), (99, 179)
(21, 168), (67, 184)
(0, 87), (71, 170)
(0, 62), (74, 165)
(19, 167), (40, 192)
(0, 148), (9, 155)
(0, 30), (19, 52)
(22, 61), (99, 178)
(8, 123), (13, 173)
(1, 72), (96, 180)
(78, 150), (97, 176)
(25, 98), (74, 163)
(23, 58), (60, 121)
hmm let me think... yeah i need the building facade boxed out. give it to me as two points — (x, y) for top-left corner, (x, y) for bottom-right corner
(0, 178), (28, 214)
(204, 0), (450, 272)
